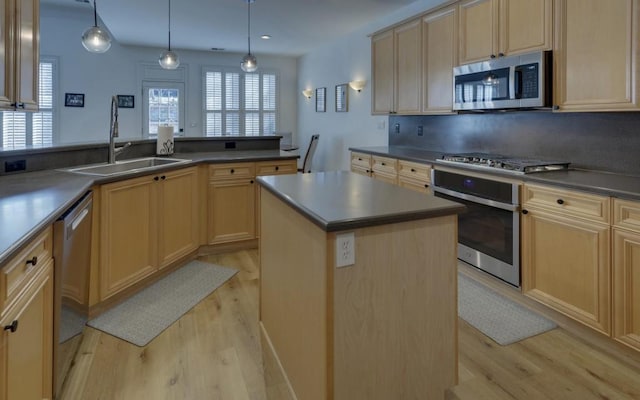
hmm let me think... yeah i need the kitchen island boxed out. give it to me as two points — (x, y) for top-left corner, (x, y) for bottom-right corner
(257, 171), (465, 400)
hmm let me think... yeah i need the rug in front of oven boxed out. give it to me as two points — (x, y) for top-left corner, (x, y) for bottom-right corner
(458, 273), (557, 345)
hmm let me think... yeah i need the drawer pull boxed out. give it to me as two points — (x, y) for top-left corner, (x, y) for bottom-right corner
(4, 320), (18, 333)
(250, 180), (254, 184)
(161, 175), (166, 180)
(275, 166), (279, 171)
(381, 162), (386, 166)
(424, 184), (429, 188)
(154, 176), (159, 181)
(230, 169), (235, 174)
(557, 199), (565, 205)
(26, 256), (38, 266)
(358, 158), (363, 161)
(411, 168), (416, 172)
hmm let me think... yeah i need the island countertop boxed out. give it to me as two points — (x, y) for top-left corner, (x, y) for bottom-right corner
(257, 170), (465, 232)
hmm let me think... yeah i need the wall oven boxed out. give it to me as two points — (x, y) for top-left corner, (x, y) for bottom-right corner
(453, 50), (551, 111)
(431, 169), (520, 287)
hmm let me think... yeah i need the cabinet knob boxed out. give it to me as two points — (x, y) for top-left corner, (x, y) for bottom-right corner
(161, 175), (166, 180)
(275, 166), (279, 171)
(552, 105), (560, 111)
(522, 209), (529, 215)
(490, 54), (497, 59)
(381, 162), (386, 166)
(250, 180), (254, 184)
(411, 168), (416, 172)
(498, 52), (505, 57)
(424, 184), (429, 188)
(4, 320), (18, 333)
(230, 169), (235, 174)
(557, 199), (565, 205)
(154, 176), (159, 181)
(26, 256), (38, 266)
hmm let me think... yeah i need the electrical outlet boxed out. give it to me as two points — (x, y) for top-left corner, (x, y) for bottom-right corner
(335, 232), (355, 267)
(394, 123), (400, 134)
(417, 125), (423, 136)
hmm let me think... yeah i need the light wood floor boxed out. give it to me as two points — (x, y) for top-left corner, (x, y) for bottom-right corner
(59, 250), (640, 400)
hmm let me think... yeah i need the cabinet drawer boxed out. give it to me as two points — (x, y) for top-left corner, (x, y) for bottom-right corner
(209, 163), (255, 181)
(523, 183), (610, 224)
(371, 156), (397, 175)
(613, 198), (640, 231)
(351, 152), (371, 169)
(398, 160), (431, 182)
(398, 177), (431, 194)
(1, 226), (52, 314)
(255, 160), (297, 176)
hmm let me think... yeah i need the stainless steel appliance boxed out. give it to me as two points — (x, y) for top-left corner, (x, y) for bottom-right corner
(453, 51), (551, 110)
(53, 191), (93, 399)
(432, 153), (570, 286)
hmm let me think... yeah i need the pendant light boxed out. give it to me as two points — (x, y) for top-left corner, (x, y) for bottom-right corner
(159, 0), (180, 70)
(240, 0), (258, 72)
(81, 0), (112, 53)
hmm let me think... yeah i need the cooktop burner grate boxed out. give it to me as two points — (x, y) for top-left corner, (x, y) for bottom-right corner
(437, 153), (570, 174)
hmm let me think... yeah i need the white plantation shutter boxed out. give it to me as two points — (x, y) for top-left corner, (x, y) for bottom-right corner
(1, 59), (55, 149)
(204, 67), (278, 136)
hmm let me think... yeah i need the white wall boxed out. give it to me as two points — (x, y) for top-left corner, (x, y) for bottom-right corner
(297, 0), (445, 171)
(41, 5), (298, 145)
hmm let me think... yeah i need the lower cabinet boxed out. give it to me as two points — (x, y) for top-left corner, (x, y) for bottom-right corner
(207, 163), (257, 244)
(613, 198), (640, 351)
(350, 151), (432, 194)
(99, 167), (199, 301)
(0, 258), (53, 400)
(521, 183), (611, 334)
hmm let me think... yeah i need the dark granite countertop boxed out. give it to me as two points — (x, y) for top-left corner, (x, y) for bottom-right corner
(349, 146), (640, 201)
(257, 171), (465, 232)
(0, 150), (298, 266)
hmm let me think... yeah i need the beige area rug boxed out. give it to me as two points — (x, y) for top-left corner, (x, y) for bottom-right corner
(458, 272), (557, 345)
(88, 260), (237, 347)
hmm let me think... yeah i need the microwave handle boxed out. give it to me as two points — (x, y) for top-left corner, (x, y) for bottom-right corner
(514, 66), (523, 99)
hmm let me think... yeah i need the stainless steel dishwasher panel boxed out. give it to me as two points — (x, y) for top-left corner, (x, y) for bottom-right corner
(53, 191), (93, 399)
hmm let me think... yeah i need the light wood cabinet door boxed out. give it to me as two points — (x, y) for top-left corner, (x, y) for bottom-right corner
(521, 209), (611, 334)
(0, 0), (38, 111)
(613, 228), (640, 351)
(394, 19), (422, 114)
(459, 0), (497, 64)
(100, 175), (158, 301)
(372, 29), (394, 114)
(157, 167), (199, 268)
(498, 0), (552, 56)
(208, 178), (256, 244)
(554, 0), (640, 111)
(0, 260), (53, 400)
(459, 0), (551, 64)
(422, 5), (457, 114)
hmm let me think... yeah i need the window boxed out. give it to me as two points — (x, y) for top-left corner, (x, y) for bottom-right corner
(142, 81), (185, 137)
(1, 59), (56, 149)
(204, 68), (278, 136)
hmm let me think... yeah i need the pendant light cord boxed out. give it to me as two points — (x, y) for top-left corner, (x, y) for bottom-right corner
(93, 0), (98, 26)
(247, 1), (251, 54)
(168, 0), (172, 51)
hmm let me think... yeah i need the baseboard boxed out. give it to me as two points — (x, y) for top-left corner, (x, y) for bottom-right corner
(198, 239), (258, 255)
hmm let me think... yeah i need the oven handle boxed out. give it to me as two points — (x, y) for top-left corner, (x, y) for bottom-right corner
(432, 186), (520, 212)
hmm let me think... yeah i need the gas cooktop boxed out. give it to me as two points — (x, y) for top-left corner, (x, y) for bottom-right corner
(436, 152), (570, 174)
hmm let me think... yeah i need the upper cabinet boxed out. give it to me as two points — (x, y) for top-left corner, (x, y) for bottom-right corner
(459, 0), (552, 64)
(0, 0), (39, 111)
(371, 19), (422, 115)
(422, 5), (458, 114)
(554, 0), (640, 111)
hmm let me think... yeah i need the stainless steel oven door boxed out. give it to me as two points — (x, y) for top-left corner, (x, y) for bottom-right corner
(433, 187), (520, 287)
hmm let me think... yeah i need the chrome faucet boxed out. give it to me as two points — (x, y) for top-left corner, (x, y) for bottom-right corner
(108, 95), (131, 164)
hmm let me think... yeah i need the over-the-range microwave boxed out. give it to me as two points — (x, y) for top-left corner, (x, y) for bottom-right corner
(453, 50), (551, 111)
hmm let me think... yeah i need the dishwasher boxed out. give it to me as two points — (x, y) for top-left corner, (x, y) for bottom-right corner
(52, 190), (93, 399)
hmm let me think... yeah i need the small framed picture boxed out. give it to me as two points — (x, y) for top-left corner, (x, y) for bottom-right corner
(316, 87), (326, 112)
(65, 93), (84, 107)
(117, 95), (135, 108)
(335, 84), (348, 112)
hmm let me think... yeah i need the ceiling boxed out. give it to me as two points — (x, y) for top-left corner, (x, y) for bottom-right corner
(43, 0), (419, 56)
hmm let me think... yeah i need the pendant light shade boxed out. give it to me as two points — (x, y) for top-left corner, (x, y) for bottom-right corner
(81, 0), (111, 53)
(240, 0), (258, 72)
(159, 0), (180, 69)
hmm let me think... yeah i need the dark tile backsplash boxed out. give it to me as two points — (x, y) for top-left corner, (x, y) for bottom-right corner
(389, 111), (640, 176)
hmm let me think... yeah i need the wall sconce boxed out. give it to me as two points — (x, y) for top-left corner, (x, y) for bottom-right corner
(349, 80), (367, 92)
(302, 89), (313, 99)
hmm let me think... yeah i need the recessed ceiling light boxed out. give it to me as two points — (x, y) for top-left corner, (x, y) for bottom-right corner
(260, 35), (271, 40)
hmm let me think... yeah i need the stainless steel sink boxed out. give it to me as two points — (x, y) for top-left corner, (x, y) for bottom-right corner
(63, 157), (191, 176)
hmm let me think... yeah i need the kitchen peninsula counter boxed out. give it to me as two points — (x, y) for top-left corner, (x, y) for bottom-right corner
(0, 150), (297, 266)
(350, 146), (640, 200)
(257, 171), (464, 400)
